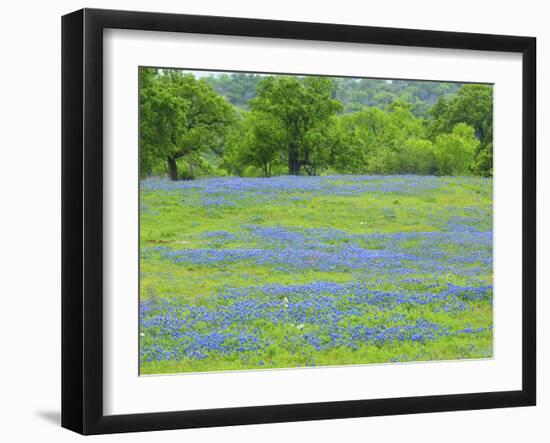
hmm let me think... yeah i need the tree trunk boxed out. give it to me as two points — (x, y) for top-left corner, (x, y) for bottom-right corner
(167, 157), (178, 181)
(303, 163), (315, 176)
(288, 144), (301, 175)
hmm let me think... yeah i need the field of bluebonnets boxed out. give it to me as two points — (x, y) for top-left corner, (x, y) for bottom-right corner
(139, 174), (493, 374)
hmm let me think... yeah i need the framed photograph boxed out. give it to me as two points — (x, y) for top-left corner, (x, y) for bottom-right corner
(62, 8), (536, 435)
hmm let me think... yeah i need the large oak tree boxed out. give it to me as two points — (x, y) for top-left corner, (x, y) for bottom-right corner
(139, 68), (235, 180)
(249, 76), (342, 175)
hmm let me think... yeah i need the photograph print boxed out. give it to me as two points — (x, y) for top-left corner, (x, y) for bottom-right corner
(138, 67), (493, 375)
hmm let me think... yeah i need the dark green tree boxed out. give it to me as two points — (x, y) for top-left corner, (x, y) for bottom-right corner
(139, 68), (235, 180)
(224, 111), (286, 177)
(429, 84), (493, 176)
(250, 76), (342, 175)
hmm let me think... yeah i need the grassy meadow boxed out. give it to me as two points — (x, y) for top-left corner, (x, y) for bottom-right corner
(139, 175), (493, 374)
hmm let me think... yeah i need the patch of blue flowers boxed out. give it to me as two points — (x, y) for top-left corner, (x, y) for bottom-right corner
(140, 175), (493, 367)
(143, 223), (492, 278)
(140, 281), (492, 363)
(141, 175), (490, 208)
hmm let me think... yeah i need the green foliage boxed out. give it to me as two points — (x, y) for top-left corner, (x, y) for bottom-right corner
(473, 142), (493, 177)
(330, 78), (464, 116)
(204, 72), (262, 108)
(224, 110), (286, 177)
(139, 68), (236, 179)
(430, 84), (493, 176)
(205, 74), (463, 116)
(325, 100), (427, 174)
(250, 76), (342, 175)
(140, 70), (493, 179)
(434, 123), (480, 175)
(397, 139), (437, 175)
(139, 68), (188, 177)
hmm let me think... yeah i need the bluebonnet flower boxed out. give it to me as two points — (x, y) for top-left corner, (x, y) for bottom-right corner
(140, 175), (493, 367)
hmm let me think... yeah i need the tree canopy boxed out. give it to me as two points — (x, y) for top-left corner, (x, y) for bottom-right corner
(429, 84), (493, 176)
(139, 68), (493, 180)
(139, 68), (235, 179)
(249, 76), (342, 175)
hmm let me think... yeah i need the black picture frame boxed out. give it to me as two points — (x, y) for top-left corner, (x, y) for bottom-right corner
(61, 8), (536, 435)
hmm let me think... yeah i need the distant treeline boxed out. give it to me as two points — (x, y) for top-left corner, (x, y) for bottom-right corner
(204, 73), (464, 117)
(139, 68), (493, 180)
